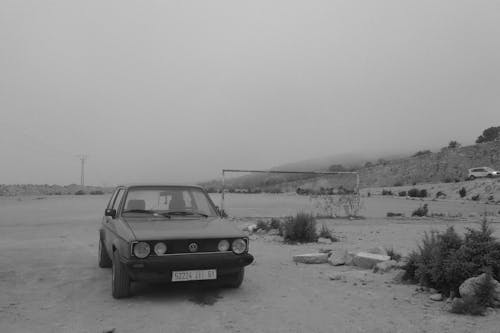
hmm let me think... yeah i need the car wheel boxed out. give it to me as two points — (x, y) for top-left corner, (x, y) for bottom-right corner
(112, 251), (131, 299)
(98, 239), (112, 268)
(469, 175), (475, 180)
(487, 174), (493, 178)
(226, 268), (245, 288)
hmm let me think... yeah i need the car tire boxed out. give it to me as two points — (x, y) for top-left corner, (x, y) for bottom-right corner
(487, 174), (493, 178)
(226, 268), (245, 288)
(469, 175), (475, 180)
(98, 239), (112, 268)
(112, 251), (131, 299)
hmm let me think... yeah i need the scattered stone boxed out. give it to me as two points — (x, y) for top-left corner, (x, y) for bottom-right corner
(292, 253), (329, 264)
(373, 260), (397, 273)
(352, 252), (391, 269)
(430, 293), (443, 301)
(328, 274), (343, 281)
(318, 237), (332, 244)
(459, 273), (500, 306)
(328, 250), (347, 266)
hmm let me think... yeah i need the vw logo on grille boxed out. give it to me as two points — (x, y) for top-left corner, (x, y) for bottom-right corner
(188, 242), (198, 252)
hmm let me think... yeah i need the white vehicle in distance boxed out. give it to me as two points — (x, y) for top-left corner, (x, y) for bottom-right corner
(467, 167), (500, 180)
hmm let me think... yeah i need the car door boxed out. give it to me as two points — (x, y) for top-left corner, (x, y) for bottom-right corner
(103, 187), (126, 255)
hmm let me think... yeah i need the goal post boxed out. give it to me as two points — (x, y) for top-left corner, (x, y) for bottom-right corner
(220, 169), (360, 216)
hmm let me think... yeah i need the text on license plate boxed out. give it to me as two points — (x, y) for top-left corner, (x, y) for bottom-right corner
(172, 269), (217, 282)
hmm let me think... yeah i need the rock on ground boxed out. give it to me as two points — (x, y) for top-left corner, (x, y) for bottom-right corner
(328, 250), (347, 266)
(459, 273), (500, 306)
(373, 260), (398, 273)
(292, 253), (329, 264)
(429, 294), (443, 301)
(352, 252), (391, 269)
(318, 237), (332, 244)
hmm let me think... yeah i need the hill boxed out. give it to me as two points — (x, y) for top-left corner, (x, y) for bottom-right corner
(200, 141), (500, 191)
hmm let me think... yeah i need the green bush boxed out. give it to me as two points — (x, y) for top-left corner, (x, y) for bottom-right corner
(318, 223), (338, 242)
(382, 189), (393, 196)
(398, 191), (407, 197)
(471, 194), (480, 201)
(385, 247), (402, 261)
(402, 220), (500, 297)
(282, 212), (318, 243)
(74, 190), (86, 195)
(450, 273), (498, 315)
(411, 204), (429, 217)
(408, 188), (427, 198)
(459, 187), (467, 198)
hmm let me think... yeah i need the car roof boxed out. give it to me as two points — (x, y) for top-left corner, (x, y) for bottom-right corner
(117, 183), (206, 190)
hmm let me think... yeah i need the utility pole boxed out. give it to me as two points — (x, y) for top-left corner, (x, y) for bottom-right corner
(76, 154), (88, 187)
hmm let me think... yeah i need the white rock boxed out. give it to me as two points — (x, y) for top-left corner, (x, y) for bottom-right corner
(318, 237), (332, 244)
(373, 260), (398, 273)
(292, 253), (329, 264)
(430, 293), (443, 301)
(328, 250), (347, 266)
(352, 252), (391, 269)
(459, 273), (500, 306)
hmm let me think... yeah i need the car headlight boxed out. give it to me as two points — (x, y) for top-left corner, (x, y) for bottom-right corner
(154, 242), (167, 256)
(218, 239), (230, 252)
(231, 238), (247, 254)
(133, 242), (150, 258)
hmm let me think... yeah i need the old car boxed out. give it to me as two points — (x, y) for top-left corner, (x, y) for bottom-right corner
(98, 184), (254, 298)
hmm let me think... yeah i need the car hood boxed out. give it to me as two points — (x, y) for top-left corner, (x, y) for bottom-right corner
(122, 216), (245, 240)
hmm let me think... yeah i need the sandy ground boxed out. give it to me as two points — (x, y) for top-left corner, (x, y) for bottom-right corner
(1, 195), (500, 333)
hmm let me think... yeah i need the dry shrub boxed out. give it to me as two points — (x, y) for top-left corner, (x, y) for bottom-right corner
(282, 212), (317, 243)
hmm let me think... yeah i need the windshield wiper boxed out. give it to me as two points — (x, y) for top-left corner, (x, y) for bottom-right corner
(122, 209), (155, 214)
(164, 211), (209, 218)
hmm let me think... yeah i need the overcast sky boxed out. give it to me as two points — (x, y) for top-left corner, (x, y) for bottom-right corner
(1, 0), (499, 185)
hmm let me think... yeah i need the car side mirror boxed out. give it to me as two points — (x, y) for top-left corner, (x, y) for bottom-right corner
(105, 208), (116, 218)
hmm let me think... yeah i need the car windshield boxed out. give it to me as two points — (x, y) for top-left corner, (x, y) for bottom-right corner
(122, 187), (217, 217)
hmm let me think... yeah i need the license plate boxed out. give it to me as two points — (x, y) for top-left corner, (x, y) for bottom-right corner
(172, 269), (217, 282)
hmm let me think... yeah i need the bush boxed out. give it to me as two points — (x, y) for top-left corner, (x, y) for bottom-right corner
(282, 212), (318, 243)
(435, 191), (446, 199)
(413, 150), (432, 157)
(411, 204), (429, 217)
(459, 187), (467, 198)
(382, 189), (393, 196)
(90, 190), (104, 195)
(74, 190), (86, 195)
(471, 194), (480, 201)
(408, 188), (427, 198)
(256, 219), (270, 232)
(385, 247), (402, 261)
(270, 218), (281, 230)
(387, 212), (404, 217)
(398, 191), (407, 197)
(393, 181), (403, 187)
(403, 220), (500, 297)
(318, 223), (338, 242)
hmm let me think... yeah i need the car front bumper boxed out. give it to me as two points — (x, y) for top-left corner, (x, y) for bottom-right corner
(120, 252), (254, 282)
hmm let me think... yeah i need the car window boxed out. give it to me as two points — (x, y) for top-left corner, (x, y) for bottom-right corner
(112, 189), (125, 211)
(122, 187), (217, 217)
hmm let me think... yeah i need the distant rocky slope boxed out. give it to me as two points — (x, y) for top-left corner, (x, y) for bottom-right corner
(360, 141), (500, 187)
(0, 184), (113, 196)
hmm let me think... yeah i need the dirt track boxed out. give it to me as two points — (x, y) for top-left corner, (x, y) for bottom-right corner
(1, 195), (500, 333)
